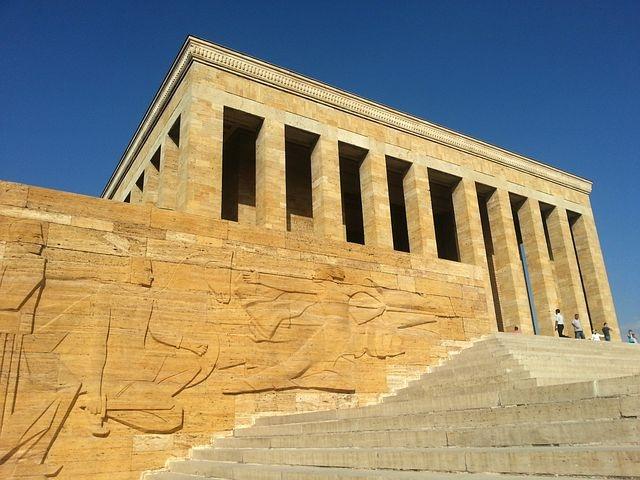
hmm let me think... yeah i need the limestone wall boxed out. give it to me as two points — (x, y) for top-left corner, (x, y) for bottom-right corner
(0, 180), (489, 479)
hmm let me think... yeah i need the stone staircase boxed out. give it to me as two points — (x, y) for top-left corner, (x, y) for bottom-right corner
(144, 334), (640, 479)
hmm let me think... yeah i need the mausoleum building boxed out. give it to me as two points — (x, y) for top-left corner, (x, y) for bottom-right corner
(0, 36), (625, 479)
(104, 36), (618, 339)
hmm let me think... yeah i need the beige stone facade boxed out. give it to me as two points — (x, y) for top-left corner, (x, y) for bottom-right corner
(0, 36), (619, 479)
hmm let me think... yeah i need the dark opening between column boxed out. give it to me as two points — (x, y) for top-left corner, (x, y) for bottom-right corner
(386, 156), (411, 252)
(285, 126), (318, 233)
(221, 107), (263, 223)
(539, 202), (555, 260)
(150, 147), (161, 172)
(338, 142), (367, 245)
(477, 184), (503, 331)
(168, 116), (181, 147)
(428, 168), (459, 261)
(136, 172), (145, 193)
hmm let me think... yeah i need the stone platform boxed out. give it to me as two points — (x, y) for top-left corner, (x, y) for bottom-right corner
(144, 334), (640, 479)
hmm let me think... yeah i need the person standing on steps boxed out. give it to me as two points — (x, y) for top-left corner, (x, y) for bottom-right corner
(628, 330), (639, 344)
(572, 313), (585, 339)
(555, 309), (568, 338)
(602, 322), (612, 342)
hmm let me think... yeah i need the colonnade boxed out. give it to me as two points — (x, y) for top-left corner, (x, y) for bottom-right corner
(124, 94), (619, 341)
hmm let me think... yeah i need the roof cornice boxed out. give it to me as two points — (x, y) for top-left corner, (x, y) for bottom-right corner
(102, 36), (592, 198)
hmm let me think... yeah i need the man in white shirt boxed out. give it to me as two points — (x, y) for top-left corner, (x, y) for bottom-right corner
(554, 309), (568, 337)
(572, 314), (585, 339)
(591, 330), (603, 341)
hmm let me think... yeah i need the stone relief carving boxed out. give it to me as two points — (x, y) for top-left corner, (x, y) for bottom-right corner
(59, 254), (224, 437)
(0, 221), (80, 479)
(0, 219), (469, 478)
(224, 265), (446, 394)
(0, 237), (224, 477)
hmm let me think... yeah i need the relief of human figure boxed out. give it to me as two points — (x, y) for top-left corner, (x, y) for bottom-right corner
(225, 266), (447, 394)
(62, 263), (220, 438)
(90, 298), (217, 435)
(0, 248), (221, 479)
(0, 221), (80, 479)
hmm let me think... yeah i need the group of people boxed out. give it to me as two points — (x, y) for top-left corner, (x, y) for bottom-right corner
(553, 308), (613, 341)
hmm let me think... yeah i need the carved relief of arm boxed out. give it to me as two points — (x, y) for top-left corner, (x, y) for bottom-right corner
(242, 271), (319, 295)
(145, 309), (207, 356)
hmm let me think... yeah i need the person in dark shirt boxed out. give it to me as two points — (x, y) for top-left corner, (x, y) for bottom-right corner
(602, 322), (612, 342)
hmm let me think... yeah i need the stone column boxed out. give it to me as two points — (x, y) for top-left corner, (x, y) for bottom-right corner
(129, 184), (143, 203)
(517, 198), (559, 335)
(141, 163), (159, 205)
(546, 206), (591, 336)
(486, 188), (533, 333)
(453, 178), (486, 265)
(571, 213), (619, 339)
(255, 116), (287, 230)
(359, 146), (393, 248)
(311, 128), (344, 241)
(158, 133), (180, 210)
(176, 85), (223, 218)
(452, 177), (497, 329)
(142, 149), (160, 205)
(402, 161), (436, 256)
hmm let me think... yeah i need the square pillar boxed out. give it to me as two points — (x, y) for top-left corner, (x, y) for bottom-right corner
(486, 188), (533, 333)
(176, 86), (223, 218)
(546, 206), (591, 336)
(311, 128), (344, 241)
(255, 116), (287, 230)
(359, 146), (393, 248)
(402, 161), (436, 256)
(571, 213), (619, 339)
(517, 198), (559, 335)
(453, 178), (487, 266)
(141, 158), (160, 205)
(452, 177), (497, 329)
(158, 134), (179, 210)
(129, 184), (143, 203)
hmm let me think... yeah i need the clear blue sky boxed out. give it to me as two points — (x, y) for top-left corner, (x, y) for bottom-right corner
(1, 1), (638, 336)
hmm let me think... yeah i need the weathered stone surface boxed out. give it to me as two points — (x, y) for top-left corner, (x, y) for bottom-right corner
(0, 185), (488, 479)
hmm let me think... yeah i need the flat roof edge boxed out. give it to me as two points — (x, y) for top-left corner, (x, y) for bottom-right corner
(102, 36), (593, 198)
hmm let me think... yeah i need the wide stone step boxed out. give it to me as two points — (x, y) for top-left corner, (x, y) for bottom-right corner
(390, 379), (537, 401)
(404, 362), (640, 395)
(496, 336), (640, 352)
(219, 417), (639, 449)
(148, 462), (607, 480)
(235, 395), (625, 438)
(254, 375), (639, 431)
(144, 473), (208, 480)
(505, 346), (640, 357)
(252, 391), (502, 428)
(515, 353), (640, 365)
(391, 371), (533, 395)
(186, 445), (640, 476)
(414, 357), (524, 379)
(499, 375), (640, 406)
